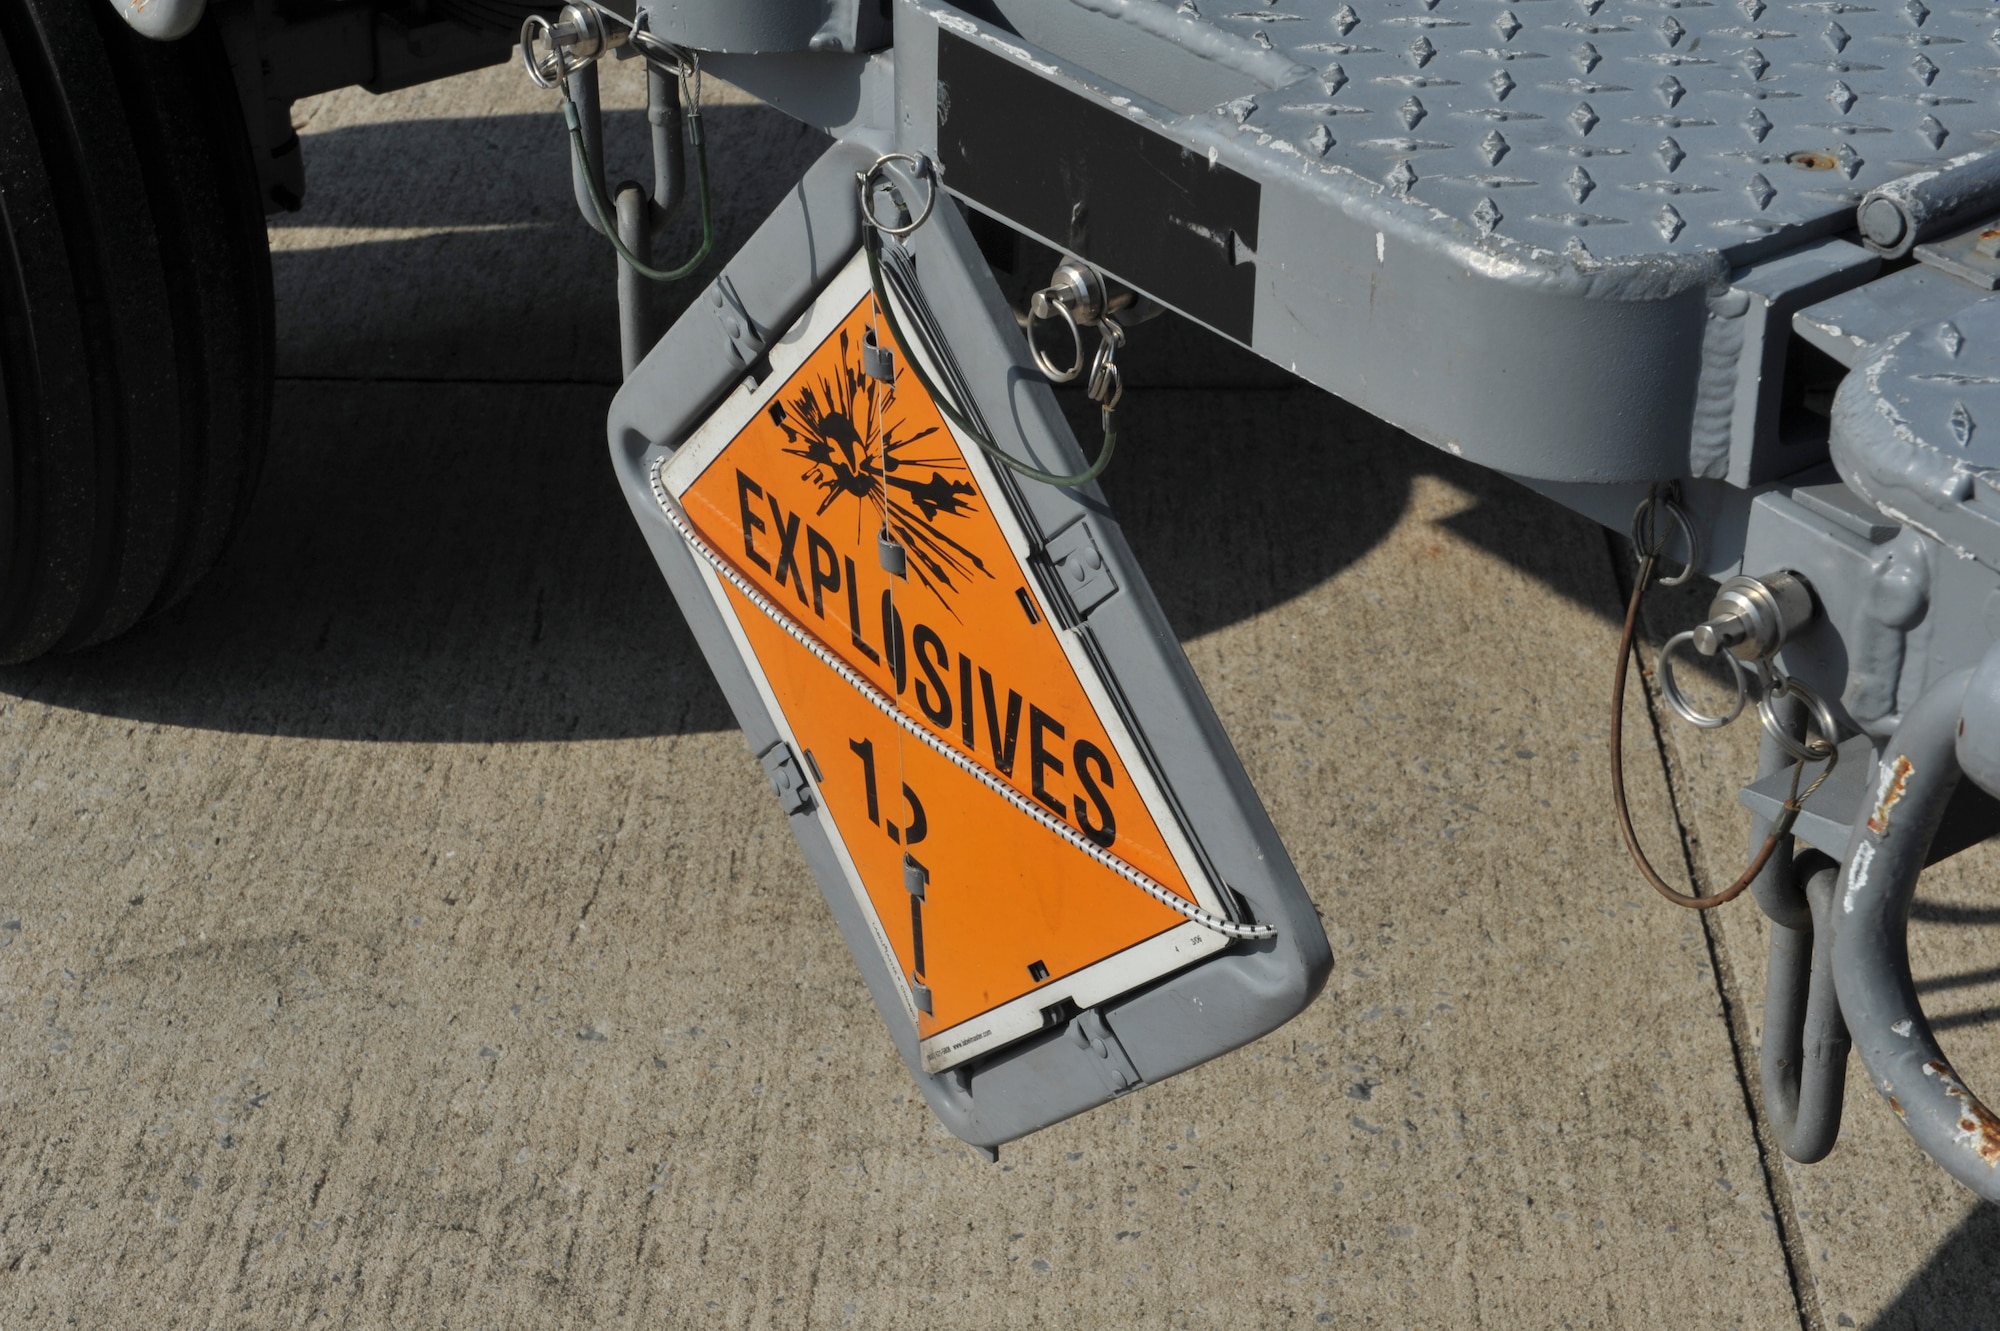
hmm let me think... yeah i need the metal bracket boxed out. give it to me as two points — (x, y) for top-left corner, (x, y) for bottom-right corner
(705, 276), (767, 367)
(878, 531), (908, 578)
(1739, 732), (2000, 863)
(1913, 217), (2000, 290)
(903, 853), (929, 900)
(1070, 1009), (1142, 1096)
(759, 742), (815, 816)
(1044, 520), (1119, 619)
(862, 328), (895, 382)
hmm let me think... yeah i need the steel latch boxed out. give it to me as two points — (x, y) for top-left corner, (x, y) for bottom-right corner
(705, 276), (766, 367)
(1070, 1008), (1142, 1095)
(862, 327), (895, 382)
(1045, 519), (1118, 618)
(759, 742), (816, 815)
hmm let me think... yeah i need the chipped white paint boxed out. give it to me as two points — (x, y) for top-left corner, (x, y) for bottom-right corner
(1874, 757), (1901, 808)
(1844, 839), (1876, 914)
(1893, 1019), (1915, 1037)
(1376, 232), (1386, 263)
(1168, 215), (1232, 251)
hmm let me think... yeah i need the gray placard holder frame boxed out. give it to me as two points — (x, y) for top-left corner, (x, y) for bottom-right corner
(605, 142), (1331, 1148)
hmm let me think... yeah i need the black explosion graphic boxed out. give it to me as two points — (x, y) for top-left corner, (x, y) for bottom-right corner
(765, 324), (992, 614)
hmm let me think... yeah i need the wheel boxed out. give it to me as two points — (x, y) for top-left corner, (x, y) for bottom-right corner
(0, 0), (273, 663)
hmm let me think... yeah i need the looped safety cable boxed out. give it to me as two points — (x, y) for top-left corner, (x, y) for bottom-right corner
(1610, 490), (1836, 910)
(560, 51), (714, 282)
(650, 471), (1277, 942)
(860, 188), (1118, 489)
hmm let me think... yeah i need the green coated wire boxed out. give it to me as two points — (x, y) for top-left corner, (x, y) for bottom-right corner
(863, 228), (1117, 490)
(563, 97), (714, 283)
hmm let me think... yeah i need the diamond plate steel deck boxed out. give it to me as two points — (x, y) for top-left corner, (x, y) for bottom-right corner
(860, 0), (2000, 491)
(1177, 0), (1990, 261)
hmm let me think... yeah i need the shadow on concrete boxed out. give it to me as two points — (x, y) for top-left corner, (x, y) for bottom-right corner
(1079, 384), (1613, 644)
(1866, 1202), (2000, 1330)
(0, 102), (1628, 743)
(0, 381), (733, 743)
(267, 106), (835, 384)
(1915, 902), (2000, 927)
(268, 106), (828, 232)
(0, 373), (1514, 742)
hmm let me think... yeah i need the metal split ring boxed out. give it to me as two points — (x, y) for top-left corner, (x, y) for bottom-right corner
(857, 153), (938, 238)
(1658, 630), (1750, 729)
(629, 26), (686, 69)
(1027, 291), (1085, 383)
(1088, 321), (1126, 411)
(1759, 673), (1841, 765)
(1091, 358), (1124, 413)
(1630, 490), (1700, 587)
(519, 14), (574, 90)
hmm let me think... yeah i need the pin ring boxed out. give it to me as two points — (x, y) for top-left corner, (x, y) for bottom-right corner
(1658, 630), (1749, 729)
(1028, 293), (1085, 383)
(1630, 493), (1700, 587)
(520, 15), (571, 89)
(857, 152), (937, 238)
(1759, 674), (1841, 764)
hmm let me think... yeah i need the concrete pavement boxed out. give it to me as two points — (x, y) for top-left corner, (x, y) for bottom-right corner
(1, 55), (1995, 1329)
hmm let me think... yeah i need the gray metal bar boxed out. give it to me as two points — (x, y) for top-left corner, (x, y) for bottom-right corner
(647, 66), (685, 222)
(1858, 150), (2000, 259)
(1749, 692), (1852, 1164)
(1761, 860), (1851, 1164)
(1833, 668), (2000, 1201)
(616, 183), (651, 379)
(1747, 691), (1810, 933)
(567, 62), (607, 236)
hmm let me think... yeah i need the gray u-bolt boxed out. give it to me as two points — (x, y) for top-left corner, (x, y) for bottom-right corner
(1751, 691), (1850, 1163)
(1761, 859), (1850, 1163)
(1832, 668), (2000, 1201)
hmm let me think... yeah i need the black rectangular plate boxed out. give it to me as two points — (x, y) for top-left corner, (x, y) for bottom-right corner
(934, 29), (1262, 344)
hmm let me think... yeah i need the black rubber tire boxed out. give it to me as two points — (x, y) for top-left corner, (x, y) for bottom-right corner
(0, 0), (273, 663)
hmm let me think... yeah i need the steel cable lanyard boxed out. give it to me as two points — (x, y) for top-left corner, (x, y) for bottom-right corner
(1609, 493), (2000, 1189)
(520, 4), (714, 283)
(857, 155), (1125, 490)
(1610, 486), (1839, 909)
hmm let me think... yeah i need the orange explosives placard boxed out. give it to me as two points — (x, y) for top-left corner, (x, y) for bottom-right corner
(655, 256), (1230, 1071)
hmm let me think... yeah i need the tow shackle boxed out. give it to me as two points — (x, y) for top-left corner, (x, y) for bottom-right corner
(1835, 664), (2000, 1200)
